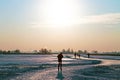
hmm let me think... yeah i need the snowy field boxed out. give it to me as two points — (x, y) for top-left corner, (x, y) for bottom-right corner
(0, 54), (120, 80)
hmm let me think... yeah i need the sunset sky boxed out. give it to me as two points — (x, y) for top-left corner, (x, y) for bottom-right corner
(0, 0), (120, 52)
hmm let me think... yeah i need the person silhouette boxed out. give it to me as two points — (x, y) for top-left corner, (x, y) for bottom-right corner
(88, 53), (90, 58)
(74, 52), (77, 59)
(57, 52), (63, 71)
(78, 54), (80, 59)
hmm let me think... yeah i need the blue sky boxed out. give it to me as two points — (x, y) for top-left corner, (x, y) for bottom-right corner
(0, 0), (120, 14)
(0, 0), (120, 22)
(83, 0), (120, 14)
(0, 0), (120, 51)
(0, 0), (120, 25)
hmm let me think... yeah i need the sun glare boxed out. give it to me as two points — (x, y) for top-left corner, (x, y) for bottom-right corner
(41, 0), (81, 27)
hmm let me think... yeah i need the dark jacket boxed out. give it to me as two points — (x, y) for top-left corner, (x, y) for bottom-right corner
(57, 53), (63, 62)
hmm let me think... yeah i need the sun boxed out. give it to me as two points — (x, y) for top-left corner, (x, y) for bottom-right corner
(41, 0), (81, 27)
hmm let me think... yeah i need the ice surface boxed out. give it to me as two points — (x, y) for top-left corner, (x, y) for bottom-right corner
(0, 54), (120, 80)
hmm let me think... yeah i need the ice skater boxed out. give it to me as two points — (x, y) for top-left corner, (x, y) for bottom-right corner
(87, 53), (90, 58)
(78, 54), (81, 59)
(57, 52), (63, 71)
(74, 52), (77, 59)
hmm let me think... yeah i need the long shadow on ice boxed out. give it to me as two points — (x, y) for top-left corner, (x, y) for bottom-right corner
(56, 71), (64, 80)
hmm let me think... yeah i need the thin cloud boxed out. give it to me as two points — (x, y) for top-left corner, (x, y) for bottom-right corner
(79, 13), (120, 25)
(29, 13), (120, 28)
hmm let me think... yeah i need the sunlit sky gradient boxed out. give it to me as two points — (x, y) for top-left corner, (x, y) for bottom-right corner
(0, 0), (120, 52)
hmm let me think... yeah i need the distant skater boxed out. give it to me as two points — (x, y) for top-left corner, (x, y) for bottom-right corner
(74, 52), (77, 59)
(57, 52), (63, 71)
(87, 53), (90, 58)
(78, 54), (80, 59)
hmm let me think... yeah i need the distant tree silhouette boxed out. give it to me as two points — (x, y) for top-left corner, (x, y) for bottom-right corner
(33, 50), (38, 53)
(3, 50), (7, 54)
(39, 48), (51, 54)
(14, 49), (20, 53)
(71, 49), (74, 54)
(7, 50), (11, 54)
(92, 50), (98, 54)
(0, 50), (2, 54)
(67, 48), (70, 53)
(48, 49), (52, 53)
(84, 50), (88, 54)
(62, 49), (66, 54)
(62, 48), (74, 54)
(0, 50), (2, 52)
(78, 50), (83, 54)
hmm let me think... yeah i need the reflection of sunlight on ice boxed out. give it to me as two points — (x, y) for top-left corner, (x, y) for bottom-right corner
(49, 57), (76, 64)
(99, 59), (120, 66)
(63, 58), (74, 61)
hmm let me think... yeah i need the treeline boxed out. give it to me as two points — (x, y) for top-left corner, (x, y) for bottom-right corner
(0, 48), (94, 55)
(61, 48), (98, 54)
(93, 52), (120, 56)
(0, 48), (52, 54)
(61, 48), (120, 56)
(33, 48), (52, 54)
(0, 48), (120, 56)
(0, 49), (21, 54)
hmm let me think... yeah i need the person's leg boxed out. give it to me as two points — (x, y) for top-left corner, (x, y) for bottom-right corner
(60, 62), (62, 71)
(58, 62), (60, 71)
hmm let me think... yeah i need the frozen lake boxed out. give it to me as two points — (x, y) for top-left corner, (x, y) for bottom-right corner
(0, 54), (120, 80)
(0, 54), (57, 65)
(0, 54), (81, 65)
(0, 54), (119, 65)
